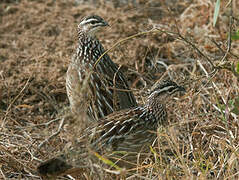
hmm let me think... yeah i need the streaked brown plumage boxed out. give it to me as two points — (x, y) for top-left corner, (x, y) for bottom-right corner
(66, 15), (137, 121)
(37, 80), (185, 177)
(88, 80), (185, 152)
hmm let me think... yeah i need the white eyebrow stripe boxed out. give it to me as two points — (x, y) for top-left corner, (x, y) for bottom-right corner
(83, 18), (99, 24)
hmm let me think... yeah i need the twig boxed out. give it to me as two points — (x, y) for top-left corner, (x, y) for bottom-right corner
(0, 167), (6, 180)
(112, 65), (120, 109)
(176, 33), (215, 68)
(220, 0), (233, 63)
(0, 145), (34, 173)
(210, 39), (239, 59)
(172, 9), (215, 69)
(38, 117), (65, 149)
(94, 29), (162, 67)
(32, 118), (61, 128)
(1, 77), (31, 127)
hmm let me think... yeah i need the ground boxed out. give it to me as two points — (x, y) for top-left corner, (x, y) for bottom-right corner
(0, 0), (239, 179)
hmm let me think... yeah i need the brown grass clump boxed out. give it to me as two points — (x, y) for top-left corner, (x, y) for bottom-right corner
(0, 0), (239, 179)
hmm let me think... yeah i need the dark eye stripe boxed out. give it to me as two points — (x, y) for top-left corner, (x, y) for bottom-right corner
(83, 19), (99, 25)
(90, 20), (98, 24)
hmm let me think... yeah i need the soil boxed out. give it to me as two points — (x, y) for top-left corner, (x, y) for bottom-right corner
(0, 0), (239, 179)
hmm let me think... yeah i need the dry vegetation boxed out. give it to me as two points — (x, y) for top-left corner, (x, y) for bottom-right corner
(0, 0), (239, 179)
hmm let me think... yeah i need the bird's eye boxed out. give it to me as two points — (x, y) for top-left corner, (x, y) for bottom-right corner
(168, 87), (174, 92)
(91, 21), (98, 24)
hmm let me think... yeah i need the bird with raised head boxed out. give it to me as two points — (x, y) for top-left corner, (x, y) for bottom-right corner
(37, 80), (185, 178)
(66, 15), (137, 121)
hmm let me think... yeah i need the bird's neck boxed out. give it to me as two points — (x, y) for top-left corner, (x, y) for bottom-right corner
(78, 29), (97, 39)
(78, 31), (97, 44)
(146, 91), (165, 106)
(72, 31), (99, 64)
(143, 92), (167, 125)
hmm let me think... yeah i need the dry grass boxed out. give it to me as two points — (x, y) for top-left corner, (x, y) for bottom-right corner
(0, 0), (239, 179)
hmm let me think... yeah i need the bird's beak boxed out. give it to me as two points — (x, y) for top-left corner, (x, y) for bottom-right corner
(177, 85), (186, 96)
(178, 86), (186, 92)
(103, 21), (110, 27)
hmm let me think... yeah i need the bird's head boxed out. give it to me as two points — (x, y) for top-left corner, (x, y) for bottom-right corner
(78, 15), (109, 37)
(148, 80), (185, 103)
